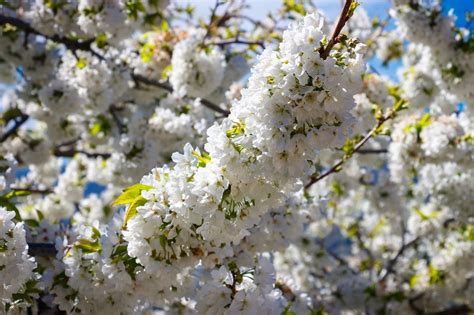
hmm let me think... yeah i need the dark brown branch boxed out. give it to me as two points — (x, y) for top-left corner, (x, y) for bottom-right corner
(11, 187), (52, 194)
(356, 148), (388, 154)
(109, 105), (127, 134)
(0, 114), (28, 142)
(132, 74), (230, 116)
(320, 0), (354, 59)
(54, 147), (111, 159)
(425, 305), (471, 315)
(210, 38), (265, 49)
(379, 237), (419, 281)
(0, 14), (102, 58)
(201, 0), (227, 44)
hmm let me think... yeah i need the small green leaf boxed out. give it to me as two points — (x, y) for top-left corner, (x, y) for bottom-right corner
(161, 64), (173, 80)
(140, 42), (156, 63)
(126, 0), (145, 20)
(113, 184), (153, 206)
(76, 57), (87, 69)
(95, 33), (108, 49)
(160, 19), (169, 32)
(0, 196), (21, 220)
(74, 238), (101, 253)
(347, 1), (361, 18)
(428, 265), (445, 285)
(192, 150), (211, 168)
(1, 107), (23, 125)
(283, 0), (306, 15)
(89, 115), (111, 136)
(122, 195), (147, 228)
(5, 190), (31, 199)
(409, 274), (419, 288)
(281, 302), (296, 315)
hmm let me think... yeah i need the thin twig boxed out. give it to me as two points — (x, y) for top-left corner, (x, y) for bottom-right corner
(305, 112), (393, 189)
(109, 105), (127, 134)
(132, 74), (230, 116)
(11, 187), (52, 194)
(356, 148), (388, 154)
(54, 147), (111, 159)
(379, 236), (419, 281)
(0, 14), (102, 59)
(210, 38), (265, 49)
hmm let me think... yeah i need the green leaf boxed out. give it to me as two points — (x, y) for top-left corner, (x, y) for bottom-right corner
(281, 302), (296, 315)
(415, 208), (439, 221)
(393, 99), (409, 112)
(95, 33), (108, 49)
(192, 150), (211, 168)
(115, 183), (153, 228)
(122, 195), (148, 228)
(113, 184), (153, 205)
(347, 1), (361, 18)
(161, 64), (173, 80)
(428, 265), (445, 285)
(409, 274), (419, 288)
(76, 57), (87, 69)
(126, 0), (145, 20)
(160, 19), (169, 32)
(1, 107), (23, 125)
(91, 226), (101, 240)
(24, 219), (40, 228)
(364, 284), (377, 299)
(283, 0), (305, 15)
(226, 120), (246, 153)
(0, 196), (21, 220)
(125, 145), (143, 160)
(89, 115), (111, 136)
(74, 238), (101, 253)
(140, 42), (156, 63)
(5, 190), (31, 199)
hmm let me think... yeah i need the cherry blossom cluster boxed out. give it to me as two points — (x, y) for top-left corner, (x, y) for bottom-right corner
(0, 0), (473, 314)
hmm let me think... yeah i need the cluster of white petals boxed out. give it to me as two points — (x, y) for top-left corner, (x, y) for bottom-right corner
(0, 207), (37, 312)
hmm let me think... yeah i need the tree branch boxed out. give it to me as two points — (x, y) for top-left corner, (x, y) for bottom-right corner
(11, 186), (52, 194)
(132, 74), (230, 116)
(320, 0), (354, 59)
(305, 111), (393, 189)
(53, 147), (111, 159)
(0, 14), (102, 58)
(210, 38), (265, 49)
(109, 105), (127, 134)
(356, 148), (388, 154)
(379, 236), (419, 281)
(0, 114), (28, 142)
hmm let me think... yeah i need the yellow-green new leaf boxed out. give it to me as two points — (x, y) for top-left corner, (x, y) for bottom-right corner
(122, 196), (148, 229)
(5, 190), (32, 199)
(113, 183), (153, 206)
(74, 239), (101, 253)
